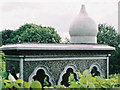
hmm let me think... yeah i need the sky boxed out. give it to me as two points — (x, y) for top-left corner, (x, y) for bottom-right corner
(0, 0), (119, 41)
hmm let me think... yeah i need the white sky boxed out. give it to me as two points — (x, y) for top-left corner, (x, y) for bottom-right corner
(0, 0), (119, 40)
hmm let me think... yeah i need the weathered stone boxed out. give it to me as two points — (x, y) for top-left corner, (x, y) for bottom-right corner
(0, 43), (114, 86)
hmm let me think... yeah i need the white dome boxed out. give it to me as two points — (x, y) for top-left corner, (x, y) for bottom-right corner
(69, 5), (98, 43)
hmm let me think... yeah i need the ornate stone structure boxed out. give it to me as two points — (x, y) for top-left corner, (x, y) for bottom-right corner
(1, 5), (115, 86)
(1, 43), (114, 86)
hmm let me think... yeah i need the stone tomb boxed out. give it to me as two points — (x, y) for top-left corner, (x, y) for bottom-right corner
(1, 4), (115, 86)
(1, 43), (114, 86)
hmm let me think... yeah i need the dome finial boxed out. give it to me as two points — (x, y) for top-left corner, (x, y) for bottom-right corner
(69, 5), (98, 43)
(80, 4), (87, 15)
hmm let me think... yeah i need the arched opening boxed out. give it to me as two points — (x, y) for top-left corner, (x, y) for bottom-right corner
(91, 66), (100, 77)
(29, 66), (54, 87)
(32, 69), (51, 87)
(58, 64), (79, 86)
(89, 63), (104, 77)
(60, 68), (78, 87)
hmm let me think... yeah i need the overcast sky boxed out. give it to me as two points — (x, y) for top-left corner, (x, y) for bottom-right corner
(0, 0), (119, 40)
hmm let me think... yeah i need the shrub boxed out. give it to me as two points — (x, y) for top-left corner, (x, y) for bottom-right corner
(2, 70), (120, 89)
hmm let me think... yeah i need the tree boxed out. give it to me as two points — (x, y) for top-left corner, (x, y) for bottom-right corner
(97, 24), (120, 74)
(1, 30), (14, 45)
(97, 24), (119, 47)
(1, 24), (61, 45)
(110, 47), (120, 74)
(118, 35), (120, 44)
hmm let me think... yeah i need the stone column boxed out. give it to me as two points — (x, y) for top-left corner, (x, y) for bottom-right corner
(20, 56), (24, 86)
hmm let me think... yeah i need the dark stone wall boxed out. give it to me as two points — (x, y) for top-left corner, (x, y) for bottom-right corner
(6, 56), (107, 86)
(6, 60), (20, 74)
(23, 59), (107, 85)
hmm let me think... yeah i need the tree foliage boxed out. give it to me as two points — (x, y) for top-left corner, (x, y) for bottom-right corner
(1, 30), (14, 45)
(97, 24), (120, 74)
(1, 24), (61, 45)
(97, 24), (119, 47)
(110, 48), (120, 74)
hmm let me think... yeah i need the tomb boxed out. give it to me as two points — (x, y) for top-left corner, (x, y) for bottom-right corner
(0, 5), (115, 86)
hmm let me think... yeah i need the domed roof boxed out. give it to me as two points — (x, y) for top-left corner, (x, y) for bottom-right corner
(69, 5), (98, 43)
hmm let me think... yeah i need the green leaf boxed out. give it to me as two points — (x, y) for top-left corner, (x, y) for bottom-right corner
(88, 77), (95, 83)
(6, 83), (13, 88)
(23, 81), (31, 88)
(69, 73), (75, 82)
(30, 81), (42, 88)
(79, 77), (86, 84)
(118, 74), (120, 84)
(44, 77), (49, 86)
(0, 79), (5, 89)
(53, 85), (66, 88)
(13, 84), (20, 88)
(77, 72), (82, 77)
(16, 79), (23, 83)
(4, 80), (12, 83)
(88, 82), (95, 88)
(2, 72), (8, 79)
(83, 70), (88, 75)
(86, 74), (92, 80)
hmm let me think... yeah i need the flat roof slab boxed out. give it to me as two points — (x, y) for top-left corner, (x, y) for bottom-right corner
(0, 43), (115, 51)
